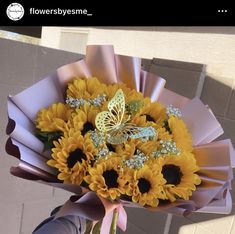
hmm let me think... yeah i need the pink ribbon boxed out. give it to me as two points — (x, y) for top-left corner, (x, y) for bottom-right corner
(99, 197), (127, 234)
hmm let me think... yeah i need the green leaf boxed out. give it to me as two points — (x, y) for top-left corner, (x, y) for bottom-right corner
(92, 220), (102, 234)
(84, 220), (93, 234)
(109, 210), (118, 234)
(84, 220), (102, 234)
(35, 129), (63, 151)
(43, 141), (54, 151)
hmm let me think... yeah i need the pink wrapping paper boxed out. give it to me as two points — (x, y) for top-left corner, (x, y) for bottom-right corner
(5, 45), (235, 227)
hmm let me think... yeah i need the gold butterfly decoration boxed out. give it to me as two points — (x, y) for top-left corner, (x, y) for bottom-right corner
(95, 89), (157, 144)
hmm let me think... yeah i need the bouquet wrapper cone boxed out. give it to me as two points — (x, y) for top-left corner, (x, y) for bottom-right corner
(5, 45), (235, 233)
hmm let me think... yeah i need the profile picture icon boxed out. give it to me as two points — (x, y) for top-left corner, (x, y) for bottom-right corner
(6, 3), (24, 21)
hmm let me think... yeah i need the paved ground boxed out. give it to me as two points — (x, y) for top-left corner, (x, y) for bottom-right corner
(0, 37), (235, 234)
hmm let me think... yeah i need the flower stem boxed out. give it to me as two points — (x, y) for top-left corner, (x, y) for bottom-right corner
(110, 209), (119, 234)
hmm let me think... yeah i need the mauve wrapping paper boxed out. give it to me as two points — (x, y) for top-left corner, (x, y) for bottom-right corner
(5, 45), (235, 220)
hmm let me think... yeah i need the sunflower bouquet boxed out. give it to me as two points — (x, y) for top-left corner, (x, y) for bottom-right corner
(6, 45), (234, 233)
(35, 77), (200, 208)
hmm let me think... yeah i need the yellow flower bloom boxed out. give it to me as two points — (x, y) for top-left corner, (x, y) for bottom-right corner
(115, 139), (155, 160)
(84, 157), (127, 200)
(47, 130), (97, 185)
(168, 116), (193, 152)
(36, 103), (72, 132)
(157, 154), (201, 202)
(105, 83), (143, 102)
(157, 127), (172, 141)
(67, 77), (107, 99)
(115, 130), (173, 161)
(133, 102), (167, 128)
(66, 104), (99, 135)
(126, 164), (166, 207)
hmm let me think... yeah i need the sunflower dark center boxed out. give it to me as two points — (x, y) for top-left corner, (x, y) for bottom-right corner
(67, 148), (87, 168)
(162, 164), (183, 185)
(145, 114), (155, 122)
(120, 194), (132, 202)
(158, 199), (171, 206)
(81, 122), (95, 135)
(138, 178), (151, 193)
(103, 169), (119, 189)
(163, 120), (172, 134)
(107, 144), (115, 152)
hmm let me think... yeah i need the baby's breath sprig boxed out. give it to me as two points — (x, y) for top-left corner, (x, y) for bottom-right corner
(152, 140), (181, 158)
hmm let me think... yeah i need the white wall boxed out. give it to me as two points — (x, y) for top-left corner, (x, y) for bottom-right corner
(41, 27), (235, 82)
(41, 27), (90, 54)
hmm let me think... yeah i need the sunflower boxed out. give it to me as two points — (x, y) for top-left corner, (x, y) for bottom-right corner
(115, 130), (173, 162)
(105, 83), (141, 102)
(84, 157), (127, 200)
(47, 130), (97, 185)
(116, 138), (157, 161)
(132, 102), (167, 129)
(168, 116), (193, 152)
(125, 164), (167, 207)
(36, 103), (73, 132)
(67, 77), (107, 100)
(65, 104), (99, 135)
(157, 127), (172, 141)
(157, 154), (201, 202)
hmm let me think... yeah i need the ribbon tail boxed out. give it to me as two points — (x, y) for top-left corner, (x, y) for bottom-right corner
(100, 212), (113, 234)
(100, 205), (127, 234)
(117, 205), (127, 232)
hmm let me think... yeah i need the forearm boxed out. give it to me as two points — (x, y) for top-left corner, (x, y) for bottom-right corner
(33, 215), (86, 234)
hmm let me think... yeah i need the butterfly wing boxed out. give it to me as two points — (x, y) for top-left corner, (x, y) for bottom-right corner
(95, 89), (126, 132)
(121, 124), (140, 136)
(107, 128), (128, 144)
(95, 111), (117, 132)
(107, 124), (139, 145)
(117, 124), (157, 139)
(107, 125), (156, 144)
(129, 126), (157, 139)
(107, 89), (125, 125)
